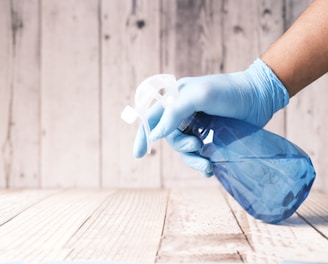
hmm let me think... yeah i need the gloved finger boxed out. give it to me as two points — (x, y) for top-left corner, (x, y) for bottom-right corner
(149, 77), (199, 142)
(180, 152), (213, 177)
(166, 129), (203, 153)
(150, 96), (196, 141)
(176, 76), (193, 91)
(133, 124), (148, 158)
(133, 102), (164, 158)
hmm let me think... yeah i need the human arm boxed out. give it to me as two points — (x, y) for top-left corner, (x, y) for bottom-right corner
(262, 0), (328, 97)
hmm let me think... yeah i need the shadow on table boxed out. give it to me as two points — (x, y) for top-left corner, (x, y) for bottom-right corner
(281, 213), (328, 226)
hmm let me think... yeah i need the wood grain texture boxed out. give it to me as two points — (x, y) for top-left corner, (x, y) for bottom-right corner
(0, 189), (60, 226)
(0, 189), (112, 262)
(9, 0), (40, 188)
(41, 0), (100, 187)
(65, 189), (168, 263)
(0, 0), (40, 188)
(101, 0), (162, 188)
(162, 0), (224, 77)
(156, 188), (250, 263)
(0, 0), (12, 188)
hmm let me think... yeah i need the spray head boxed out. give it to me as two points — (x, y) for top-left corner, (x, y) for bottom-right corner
(121, 74), (178, 154)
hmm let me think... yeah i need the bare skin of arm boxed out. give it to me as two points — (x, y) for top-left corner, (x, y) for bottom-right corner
(261, 0), (328, 97)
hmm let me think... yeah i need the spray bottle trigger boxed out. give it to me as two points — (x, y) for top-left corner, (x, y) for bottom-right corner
(121, 74), (178, 155)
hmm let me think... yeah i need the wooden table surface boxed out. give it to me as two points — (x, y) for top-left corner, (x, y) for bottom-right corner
(0, 187), (327, 264)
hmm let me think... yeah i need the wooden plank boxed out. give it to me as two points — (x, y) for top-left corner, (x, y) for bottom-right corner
(9, 0), (40, 188)
(285, 0), (328, 192)
(0, 189), (61, 226)
(0, 0), (12, 188)
(0, 189), (112, 262)
(223, 0), (264, 71)
(224, 190), (328, 263)
(160, 0), (224, 188)
(161, 0), (224, 77)
(101, 0), (162, 187)
(156, 188), (251, 263)
(41, 0), (100, 187)
(0, 0), (40, 189)
(65, 189), (168, 263)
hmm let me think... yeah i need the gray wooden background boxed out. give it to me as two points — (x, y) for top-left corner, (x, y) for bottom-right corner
(1, 0), (327, 192)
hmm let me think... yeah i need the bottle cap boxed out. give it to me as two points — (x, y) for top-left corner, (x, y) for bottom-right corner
(121, 74), (178, 154)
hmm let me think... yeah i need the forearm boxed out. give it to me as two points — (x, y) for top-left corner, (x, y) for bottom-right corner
(261, 0), (328, 97)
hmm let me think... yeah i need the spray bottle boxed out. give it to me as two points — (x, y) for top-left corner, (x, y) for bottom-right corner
(121, 74), (315, 223)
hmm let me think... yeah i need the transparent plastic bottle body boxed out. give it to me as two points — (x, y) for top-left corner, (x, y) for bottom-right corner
(179, 112), (316, 223)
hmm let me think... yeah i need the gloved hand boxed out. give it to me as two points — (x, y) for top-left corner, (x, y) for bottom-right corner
(133, 59), (289, 176)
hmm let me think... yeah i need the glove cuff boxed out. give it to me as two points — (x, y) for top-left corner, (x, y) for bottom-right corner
(255, 58), (289, 107)
(246, 58), (290, 126)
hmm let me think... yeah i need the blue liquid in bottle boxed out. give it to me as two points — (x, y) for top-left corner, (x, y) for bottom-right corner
(179, 112), (316, 223)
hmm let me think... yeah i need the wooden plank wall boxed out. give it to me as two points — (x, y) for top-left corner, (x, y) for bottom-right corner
(0, 0), (327, 191)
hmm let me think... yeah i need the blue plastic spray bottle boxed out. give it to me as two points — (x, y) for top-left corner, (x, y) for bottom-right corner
(121, 74), (315, 223)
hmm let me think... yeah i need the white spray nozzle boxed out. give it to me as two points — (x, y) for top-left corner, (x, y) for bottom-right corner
(121, 74), (178, 155)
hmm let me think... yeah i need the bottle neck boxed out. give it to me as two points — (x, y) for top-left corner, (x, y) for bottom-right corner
(178, 112), (212, 140)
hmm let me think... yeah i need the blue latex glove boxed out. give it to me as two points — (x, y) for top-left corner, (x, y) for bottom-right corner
(133, 59), (289, 176)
